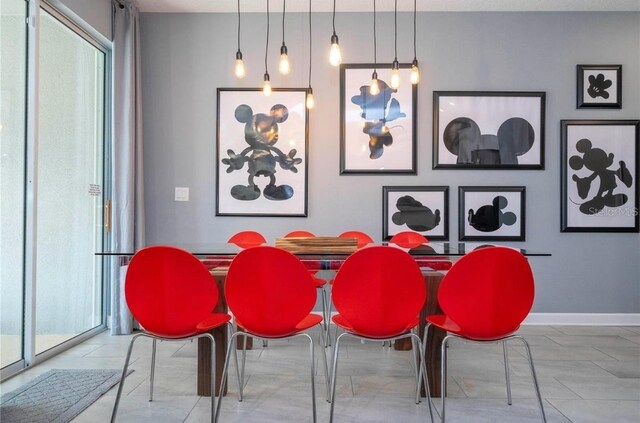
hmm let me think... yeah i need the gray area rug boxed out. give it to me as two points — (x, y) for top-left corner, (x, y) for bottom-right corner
(0, 369), (131, 423)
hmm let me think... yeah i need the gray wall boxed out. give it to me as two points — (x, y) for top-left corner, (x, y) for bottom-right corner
(140, 12), (640, 313)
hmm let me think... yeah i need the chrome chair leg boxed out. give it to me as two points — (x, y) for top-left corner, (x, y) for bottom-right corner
(111, 333), (143, 423)
(149, 338), (157, 402)
(411, 332), (435, 423)
(441, 335), (452, 423)
(411, 333), (420, 401)
(516, 336), (547, 423)
(318, 327), (330, 402)
(304, 333), (317, 423)
(321, 289), (329, 347)
(329, 332), (347, 423)
(503, 340), (512, 405)
(227, 322), (242, 402)
(215, 331), (240, 423)
(205, 333), (217, 423)
(239, 334), (248, 401)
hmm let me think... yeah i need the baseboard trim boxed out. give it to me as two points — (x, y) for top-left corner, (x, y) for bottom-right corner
(523, 313), (640, 326)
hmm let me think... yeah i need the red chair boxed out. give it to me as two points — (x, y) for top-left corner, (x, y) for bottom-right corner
(216, 246), (329, 422)
(328, 246), (434, 423)
(111, 246), (232, 423)
(389, 231), (429, 248)
(228, 230), (267, 248)
(338, 230), (374, 249)
(423, 246), (546, 422)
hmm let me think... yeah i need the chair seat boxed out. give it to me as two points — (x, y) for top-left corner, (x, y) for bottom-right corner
(313, 276), (326, 287)
(236, 314), (323, 338)
(332, 314), (420, 339)
(427, 314), (520, 341)
(195, 312), (232, 332)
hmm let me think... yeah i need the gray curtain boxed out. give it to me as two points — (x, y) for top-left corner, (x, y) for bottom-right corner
(110, 0), (145, 335)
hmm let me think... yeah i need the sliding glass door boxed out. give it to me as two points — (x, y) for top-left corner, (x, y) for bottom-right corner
(0, 0), (28, 371)
(0, 1), (109, 379)
(34, 9), (106, 354)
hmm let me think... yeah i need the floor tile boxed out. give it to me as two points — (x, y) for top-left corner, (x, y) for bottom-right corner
(555, 376), (640, 400)
(547, 398), (640, 423)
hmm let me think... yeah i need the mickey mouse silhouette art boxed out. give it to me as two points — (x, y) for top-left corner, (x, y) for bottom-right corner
(468, 196), (517, 232)
(351, 79), (406, 159)
(392, 196), (441, 232)
(443, 117), (534, 165)
(569, 138), (633, 214)
(587, 74), (613, 99)
(221, 104), (302, 201)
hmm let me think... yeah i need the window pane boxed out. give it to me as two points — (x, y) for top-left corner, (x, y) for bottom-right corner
(0, 0), (27, 369)
(35, 9), (105, 354)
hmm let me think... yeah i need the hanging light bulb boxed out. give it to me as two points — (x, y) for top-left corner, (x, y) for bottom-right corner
(235, 51), (246, 78)
(263, 73), (272, 96)
(306, 88), (315, 109)
(328, 0), (342, 66)
(410, 59), (420, 84)
(370, 71), (380, 95)
(390, 60), (400, 89)
(234, 0), (245, 79)
(410, 0), (420, 85)
(306, 0), (315, 109)
(279, 45), (290, 75)
(279, 1), (290, 75)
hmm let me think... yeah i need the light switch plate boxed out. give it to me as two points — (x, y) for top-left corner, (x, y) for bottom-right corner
(175, 187), (189, 202)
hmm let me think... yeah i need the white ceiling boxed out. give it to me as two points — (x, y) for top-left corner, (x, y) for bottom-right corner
(135, 0), (640, 13)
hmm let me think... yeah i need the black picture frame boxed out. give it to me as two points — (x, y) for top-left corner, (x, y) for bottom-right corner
(340, 63), (417, 174)
(382, 186), (449, 241)
(561, 120), (639, 232)
(577, 65), (622, 109)
(216, 88), (309, 217)
(433, 91), (545, 170)
(459, 186), (526, 241)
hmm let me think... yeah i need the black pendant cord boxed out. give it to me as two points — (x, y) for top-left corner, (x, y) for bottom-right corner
(265, 0), (270, 74)
(373, 0), (377, 72)
(413, 0), (417, 60)
(308, 0), (312, 88)
(332, 0), (336, 34)
(393, 0), (398, 61)
(282, 0), (286, 46)
(236, 0), (241, 52)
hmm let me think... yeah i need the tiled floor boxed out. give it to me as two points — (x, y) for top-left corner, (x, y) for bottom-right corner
(1, 325), (639, 422)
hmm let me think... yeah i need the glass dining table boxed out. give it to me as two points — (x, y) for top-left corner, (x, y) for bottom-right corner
(98, 242), (550, 398)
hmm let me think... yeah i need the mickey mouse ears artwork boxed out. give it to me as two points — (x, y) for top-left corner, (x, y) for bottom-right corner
(577, 65), (622, 109)
(433, 91), (545, 169)
(561, 120), (639, 232)
(216, 88), (308, 217)
(459, 187), (526, 241)
(383, 186), (449, 240)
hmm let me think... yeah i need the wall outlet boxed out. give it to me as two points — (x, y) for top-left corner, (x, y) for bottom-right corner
(175, 187), (189, 202)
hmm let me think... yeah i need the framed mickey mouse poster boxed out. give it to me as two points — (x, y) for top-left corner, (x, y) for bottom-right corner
(561, 120), (639, 232)
(459, 186), (526, 241)
(216, 88), (308, 217)
(576, 65), (622, 109)
(433, 91), (545, 169)
(382, 186), (449, 240)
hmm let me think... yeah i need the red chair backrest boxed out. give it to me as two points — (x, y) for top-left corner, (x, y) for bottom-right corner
(225, 246), (317, 337)
(284, 230), (316, 238)
(338, 231), (374, 249)
(331, 246), (426, 338)
(389, 231), (428, 248)
(438, 246), (534, 340)
(228, 231), (267, 248)
(125, 246), (218, 338)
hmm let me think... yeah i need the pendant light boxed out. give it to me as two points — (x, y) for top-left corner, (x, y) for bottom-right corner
(328, 0), (342, 66)
(369, 0), (380, 95)
(390, 0), (400, 89)
(278, 0), (290, 75)
(234, 0), (245, 78)
(410, 0), (420, 84)
(263, 0), (272, 96)
(306, 0), (315, 109)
